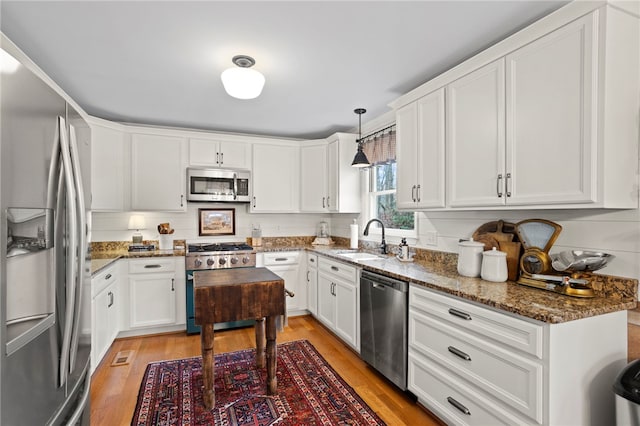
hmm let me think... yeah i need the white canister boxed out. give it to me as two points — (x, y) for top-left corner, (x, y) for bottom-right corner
(481, 247), (508, 282)
(457, 238), (485, 277)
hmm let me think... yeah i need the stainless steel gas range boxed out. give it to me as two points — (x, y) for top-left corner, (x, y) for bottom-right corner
(185, 242), (256, 334)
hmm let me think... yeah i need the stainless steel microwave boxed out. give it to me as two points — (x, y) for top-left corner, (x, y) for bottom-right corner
(186, 167), (251, 203)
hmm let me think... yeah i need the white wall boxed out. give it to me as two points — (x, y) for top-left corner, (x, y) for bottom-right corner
(91, 203), (330, 244)
(333, 208), (640, 283)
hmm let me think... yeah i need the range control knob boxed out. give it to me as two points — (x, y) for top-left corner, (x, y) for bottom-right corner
(230, 257), (239, 265)
(219, 257), (227, 265)
(194, 258), (203, 267)
(206, 258), (215, 266)
(242, 256), (251, 264)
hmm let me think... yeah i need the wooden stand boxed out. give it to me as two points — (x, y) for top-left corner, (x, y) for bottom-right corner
(194, 268), (285, 410)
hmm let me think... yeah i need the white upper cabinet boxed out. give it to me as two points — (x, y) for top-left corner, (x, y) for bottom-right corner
(300, 142), (328, 212)
(188, 138), (251, 170)
(131, 133), (187, 211)
(327, 133), (360, 213)
(446, 59), (505, 207)
(251, 142), (300, 212)
(90, 120), (126, 211)
(504, 13), (596, 206)
(397, 88), (446, 210)
(392, 3), (639, 210)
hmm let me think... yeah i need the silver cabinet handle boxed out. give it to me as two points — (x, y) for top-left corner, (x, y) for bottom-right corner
(105, 273), (112, 280)
(180, 194), (184, 207)
(307, 271), (310, 282)
(448, 308), (472, 321)
(220, 152), (224, 165)
(216, 152), (220, 164)
(107, 291), (114, 308)
(322, 197), (325, 208)
(331, 266), (339, 271)
(253, 196), (256, 208)
(448, 346), (471, 361)
(144, 264), (162, 269)
(411, 185), (417, 202)
(326, 196), (330, 208)
(171, 278), (175, 292)
(447, 397), (471, 415)
(275, 257), (288, 262)
(496, 174), (503, 198)
(416, 184), (421, 202)
(506, 172), (512, 197)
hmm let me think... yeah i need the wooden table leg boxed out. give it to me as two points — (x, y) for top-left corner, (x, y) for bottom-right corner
(201, 323), (215, 410)
(255, 318), (266, 368)
(265, 315), (277, 395)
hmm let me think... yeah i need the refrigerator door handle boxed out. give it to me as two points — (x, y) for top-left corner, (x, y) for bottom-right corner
(63, 367), (90, 426)
(57, 115), (78, 388)
(67, 124), (86, 374)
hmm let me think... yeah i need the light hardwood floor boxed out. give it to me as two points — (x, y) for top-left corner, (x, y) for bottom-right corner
(90, 315), (444, 425)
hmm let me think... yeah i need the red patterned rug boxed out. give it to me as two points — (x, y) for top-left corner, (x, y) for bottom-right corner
(131, 339), (386, 425)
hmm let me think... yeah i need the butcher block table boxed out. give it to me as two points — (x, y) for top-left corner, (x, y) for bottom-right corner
(193, 267), (285, 409)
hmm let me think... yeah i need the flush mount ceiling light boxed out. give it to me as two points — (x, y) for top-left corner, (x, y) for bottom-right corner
(351, 108), (371, 168)
(220, 55), (265, 100)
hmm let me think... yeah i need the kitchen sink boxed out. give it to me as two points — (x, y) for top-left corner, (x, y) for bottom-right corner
(337, 252), (387, 261)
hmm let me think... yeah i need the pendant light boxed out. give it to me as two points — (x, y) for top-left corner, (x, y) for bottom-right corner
(351, 108), (370, 168)
(221, 55), (265, 100)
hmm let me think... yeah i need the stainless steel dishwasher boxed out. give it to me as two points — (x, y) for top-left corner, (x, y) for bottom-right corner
(360, 270), (408, 390)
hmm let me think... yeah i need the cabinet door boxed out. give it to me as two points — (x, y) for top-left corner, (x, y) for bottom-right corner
(219, 141), (251, 169)
(251, 143), (299, 212)
(131, 133), (186, 211)
(174, 259), (186, 326)
(447, 59), (506, 207)
(317, 273), (335, 328)
(395, 102), (419, 209)
(334, 279), (358, 350)
(93, 286), (110, 368)
(327, 134), (360, 213)
(300, 143), (328, 212)
(129, 273), (177, 328)
(505, 13), (596, 205)
(188, 138), (219, 166)
(91, 124), (125, 211)
(265, 263), (305, 313)
(416, 88), (446, 209)
(307, 264), (318, 316)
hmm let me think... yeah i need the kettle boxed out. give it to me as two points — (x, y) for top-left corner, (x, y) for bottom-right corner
(457, 238), (484, 277)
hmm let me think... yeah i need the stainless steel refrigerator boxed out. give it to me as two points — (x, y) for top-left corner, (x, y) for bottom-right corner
(1, 35), (92, 425)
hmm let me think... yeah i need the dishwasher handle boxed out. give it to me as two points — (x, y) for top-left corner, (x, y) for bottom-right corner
(361, 270), (408, 292)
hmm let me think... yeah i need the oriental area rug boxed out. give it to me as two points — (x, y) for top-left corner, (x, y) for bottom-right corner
(131, 339), (386, 425)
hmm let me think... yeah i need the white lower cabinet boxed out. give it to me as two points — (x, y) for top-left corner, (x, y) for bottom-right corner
(317, 256), (359, 351)
(91, 262), (120, 372)
(127, 257), (179, 329)
(409, 284), (628, 425)
(306, 253), (318, 316)
(263, 251), (306, 314)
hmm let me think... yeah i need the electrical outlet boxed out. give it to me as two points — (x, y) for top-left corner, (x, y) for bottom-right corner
(425, 231), (438, 246)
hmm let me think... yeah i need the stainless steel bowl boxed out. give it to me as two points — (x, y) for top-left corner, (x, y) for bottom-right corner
(551, 250), (614, 272)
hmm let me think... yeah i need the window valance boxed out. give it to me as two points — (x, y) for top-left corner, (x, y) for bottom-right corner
(361, 125), (396, 165)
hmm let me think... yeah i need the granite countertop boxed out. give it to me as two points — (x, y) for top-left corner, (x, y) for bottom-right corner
(259, 243), (637, 324)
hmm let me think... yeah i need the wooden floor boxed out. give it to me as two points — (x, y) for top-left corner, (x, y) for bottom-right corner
(90, 315), (444, 425)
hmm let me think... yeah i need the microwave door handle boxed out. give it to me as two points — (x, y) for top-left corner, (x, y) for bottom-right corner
(233, 172), (238, 200)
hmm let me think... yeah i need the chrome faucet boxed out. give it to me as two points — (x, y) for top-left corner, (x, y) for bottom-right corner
(363, 219), (387, 254)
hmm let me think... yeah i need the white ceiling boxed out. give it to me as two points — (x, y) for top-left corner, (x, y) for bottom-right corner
(1, 1), (569, 140)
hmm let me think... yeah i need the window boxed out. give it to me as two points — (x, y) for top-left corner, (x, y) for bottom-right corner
(369, 162), (415, 234)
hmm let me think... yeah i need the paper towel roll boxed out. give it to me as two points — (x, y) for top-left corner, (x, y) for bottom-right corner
(350, 223), (358, 249)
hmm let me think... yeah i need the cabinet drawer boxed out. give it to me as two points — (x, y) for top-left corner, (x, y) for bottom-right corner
(307, 253), (318, 269)
(263, 251), (299, 266)
(92, 263), (118, 297)
(409, 284), (543, 358)
(319, 257), (357, 284)
(129, 257), (176, 274)
(408, 352), (531, 426)
(410, 309), (542, 422)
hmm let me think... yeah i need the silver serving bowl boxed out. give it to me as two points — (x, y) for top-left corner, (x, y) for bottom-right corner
(551, 250), (614, 272)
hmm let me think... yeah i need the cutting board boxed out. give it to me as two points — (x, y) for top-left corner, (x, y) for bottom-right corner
(472, 220), (518, 251)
